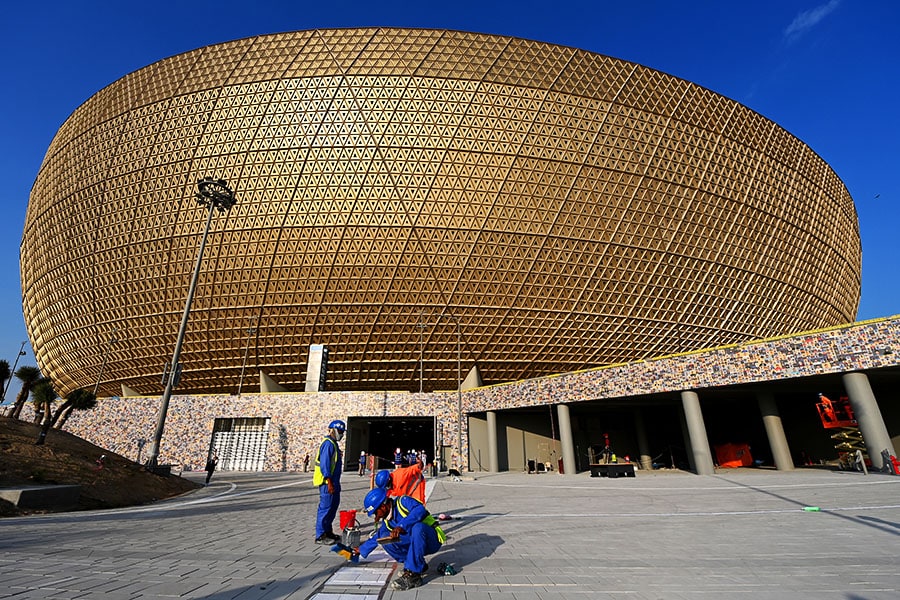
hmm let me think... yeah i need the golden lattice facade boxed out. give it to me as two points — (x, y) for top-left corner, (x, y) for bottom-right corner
(22, 28), (861, 397)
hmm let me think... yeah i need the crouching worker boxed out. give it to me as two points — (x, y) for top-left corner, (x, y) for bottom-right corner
(360, 487), (445, 590)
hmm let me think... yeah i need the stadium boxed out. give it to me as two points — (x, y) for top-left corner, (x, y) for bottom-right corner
(23, 29), (896, 474)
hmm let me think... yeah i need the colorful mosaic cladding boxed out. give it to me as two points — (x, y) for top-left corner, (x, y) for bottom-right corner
(49, 315), (898, 472)
(23, 28), (860, 397)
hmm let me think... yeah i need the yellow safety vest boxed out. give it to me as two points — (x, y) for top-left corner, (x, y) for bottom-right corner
(386, 496), (446, 543)
(313, 437), (338, 486)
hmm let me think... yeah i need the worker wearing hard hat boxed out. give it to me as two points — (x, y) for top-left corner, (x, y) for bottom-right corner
(358, 487), (446, 590)
(313, 419), (346, 544)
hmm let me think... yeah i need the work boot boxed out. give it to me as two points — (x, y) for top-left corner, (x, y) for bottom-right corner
(314, 534), (331, 544)
(391, 570), (423, 590)
(400, 563), (427, 574)
(324, 532), (341, 542)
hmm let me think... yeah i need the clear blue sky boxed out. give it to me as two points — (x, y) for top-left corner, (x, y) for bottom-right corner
(1, 0), (898, 377)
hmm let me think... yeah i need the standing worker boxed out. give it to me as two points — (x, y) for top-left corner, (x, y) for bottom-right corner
(314, 419), (346, 544)
(359, 450), (367, 476)
(204, 450), (219, 485)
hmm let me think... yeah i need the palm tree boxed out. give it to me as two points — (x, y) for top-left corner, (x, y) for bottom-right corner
(52, 388), (97, 430)
(8, 366), (42, 420)
(29, 376), (53, 424)
(0, 359), (9, 391)
(0, 359), (10, 415)
(32, 378), (58, 445)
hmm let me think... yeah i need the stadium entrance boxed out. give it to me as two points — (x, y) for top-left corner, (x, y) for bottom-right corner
(346, 416), (435, 472)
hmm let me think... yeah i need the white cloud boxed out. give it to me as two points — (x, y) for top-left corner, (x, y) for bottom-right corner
(784, 0), (841, 39)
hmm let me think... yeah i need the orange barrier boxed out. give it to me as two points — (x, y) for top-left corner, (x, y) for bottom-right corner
(714, 443), (753, 468)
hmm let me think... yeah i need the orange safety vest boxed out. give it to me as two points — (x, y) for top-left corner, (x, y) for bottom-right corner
(388, 463), (426, 503)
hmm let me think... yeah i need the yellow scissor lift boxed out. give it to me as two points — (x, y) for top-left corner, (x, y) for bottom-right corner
(816, 393), (869, 471)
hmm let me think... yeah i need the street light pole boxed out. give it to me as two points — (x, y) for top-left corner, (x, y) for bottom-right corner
(455, 317), (462, 471)
(92, 330), (118, 398)
(2, 341), (27, 405)
(418, 310), (425, 393)
(237, 319), (257, 396)
(146, 178), (237, 469)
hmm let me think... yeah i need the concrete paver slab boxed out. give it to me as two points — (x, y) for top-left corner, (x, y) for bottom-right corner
(1, 469), (898, 599)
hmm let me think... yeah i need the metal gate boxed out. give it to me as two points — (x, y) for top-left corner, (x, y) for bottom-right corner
(210, 417), (270, 471)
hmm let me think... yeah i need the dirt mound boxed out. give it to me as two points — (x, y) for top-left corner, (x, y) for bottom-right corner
(0, 419), (199, 516)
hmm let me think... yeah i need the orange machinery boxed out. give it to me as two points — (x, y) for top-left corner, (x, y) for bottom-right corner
(816, 393), (868, 470)
(816, 393), (857, 428)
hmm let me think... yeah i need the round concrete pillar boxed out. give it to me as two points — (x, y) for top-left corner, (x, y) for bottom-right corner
(757, 392), (794, 471)
(486, 410), (500, 472)
(557, 404), (577, 475)
(681, 391), (715, 475)
(843, 372), (897, 471)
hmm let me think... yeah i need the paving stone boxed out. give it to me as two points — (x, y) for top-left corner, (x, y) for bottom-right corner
(1, 470), (899, 599)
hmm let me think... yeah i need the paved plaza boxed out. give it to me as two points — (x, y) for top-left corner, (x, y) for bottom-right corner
(2, 468), (899, 599)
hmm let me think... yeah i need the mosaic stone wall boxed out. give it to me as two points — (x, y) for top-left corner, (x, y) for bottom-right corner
(465, 316), (900, 411)
(63, 391), (462, 472)
(47, 315), (899, 472)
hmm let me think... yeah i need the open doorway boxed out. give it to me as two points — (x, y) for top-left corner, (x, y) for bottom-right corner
(346, 416), (435, 472)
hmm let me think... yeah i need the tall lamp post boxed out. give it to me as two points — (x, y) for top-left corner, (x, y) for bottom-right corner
(440, 314), (462, 470)
(146, 178), (237, 469)
(92, 330), (118, 398)
(420, 312), (463, 470)
(454, 317), (462, 470)
(2, 341), (27, 405)
(418, 310), (425, 393)
(236, 318), (257, 396)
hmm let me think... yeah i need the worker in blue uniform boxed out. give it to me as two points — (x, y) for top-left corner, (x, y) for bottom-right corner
(313, 419), (346, 544)
(356, 487), (446, 590)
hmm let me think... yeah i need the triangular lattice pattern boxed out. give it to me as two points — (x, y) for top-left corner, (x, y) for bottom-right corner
(22, 28), (861, 397)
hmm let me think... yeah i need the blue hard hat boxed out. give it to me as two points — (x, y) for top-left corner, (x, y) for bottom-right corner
(374, 469), (392, 489)
(364, 487), (388, 516)
(328, 419), (346, 431)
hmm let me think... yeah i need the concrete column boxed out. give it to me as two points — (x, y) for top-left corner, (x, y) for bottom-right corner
(843, 372), (897, 471)
(634, 408), (653, 470)
(757, 391), (794, 471)
(679, 409), (696, 473)
(681, 391), (715, 475)
(557, 404), (577, 475)
(486, 410), (500, 472)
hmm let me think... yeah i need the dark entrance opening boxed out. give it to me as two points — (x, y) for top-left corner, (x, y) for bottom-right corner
(346, 416), (435, 472)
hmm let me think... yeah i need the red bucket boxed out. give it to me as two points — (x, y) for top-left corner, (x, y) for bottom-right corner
(339, 509), (358, 530)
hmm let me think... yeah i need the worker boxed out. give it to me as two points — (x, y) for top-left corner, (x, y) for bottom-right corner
(818, 393), (836, 423)
(375, 457), (426, 503)
(358, 450), (367, 476)
(358, 487), (446, 590)
(313, 419), (346, 544)
(204, 450), (219, 485)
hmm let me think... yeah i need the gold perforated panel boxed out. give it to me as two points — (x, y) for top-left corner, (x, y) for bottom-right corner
(22, 28), (861, 397)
